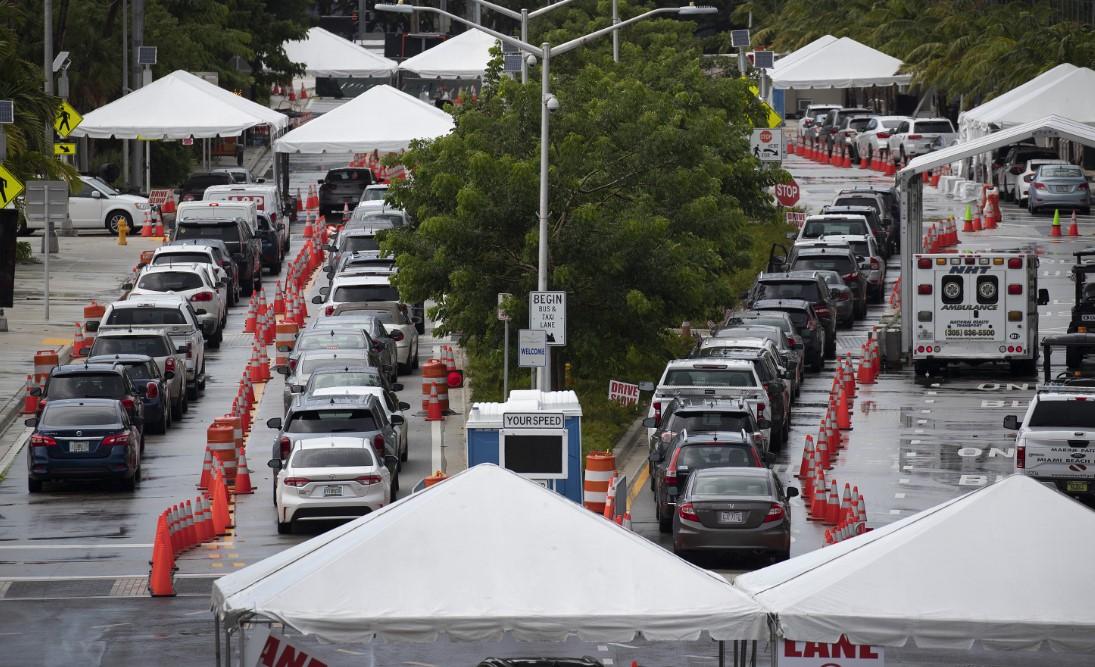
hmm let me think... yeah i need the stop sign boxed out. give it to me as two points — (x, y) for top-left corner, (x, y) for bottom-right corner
(759, 129), (773, 143)
(774, 179), (800, 207)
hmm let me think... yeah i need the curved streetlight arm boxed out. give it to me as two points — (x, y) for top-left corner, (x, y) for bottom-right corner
(467, 0), (522, 21)
(552, 7), (679, 56)
(527, 0), (582, 19)
(375, 4), (543, 57)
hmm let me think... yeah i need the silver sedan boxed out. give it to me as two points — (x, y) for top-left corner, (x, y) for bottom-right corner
(1028, 164), (1091, 215)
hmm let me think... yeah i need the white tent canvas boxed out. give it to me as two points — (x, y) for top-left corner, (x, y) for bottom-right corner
(736, 475), (1095, 651)
(398, 29), (497, 79)
(73, 70), (285, 139)
(770, 37), (912, 90)
(213, 464), (767, 643)
(770, 35), (838, 72)
(958, 63), (1077, 138)
(283, 27), (396, 78)
(961, 66), (1095, 132)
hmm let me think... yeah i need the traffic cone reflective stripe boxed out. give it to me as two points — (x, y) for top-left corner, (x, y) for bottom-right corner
(1068, 211), (1080, 236)
(809, 474), (828, 520)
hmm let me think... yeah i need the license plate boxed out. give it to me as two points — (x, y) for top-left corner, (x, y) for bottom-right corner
(69, 441), (90, 453)
(1054, 185), (1071, 193)
(1067, 481), (1088, 493)
(719, 511), (745, 524)
(323, 485), (343, 497)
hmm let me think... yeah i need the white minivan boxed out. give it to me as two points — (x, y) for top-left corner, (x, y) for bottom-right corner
(23, 176), (151, 235)
(175, 200), (258, 236)
(204, 183), (289, 251)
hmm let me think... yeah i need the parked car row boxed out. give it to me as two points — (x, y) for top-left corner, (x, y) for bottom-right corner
(800, 105), (957, 164)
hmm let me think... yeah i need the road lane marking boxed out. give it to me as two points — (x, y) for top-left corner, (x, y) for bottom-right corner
(39, 338), (69, 345)
(628, 465), (649, 512)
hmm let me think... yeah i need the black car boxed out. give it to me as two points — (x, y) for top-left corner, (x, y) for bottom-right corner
(751, 299), (826, 372)
(179, 171), (233, 202)
(787, 247), (868, 321)
(256, 212), (284, 274)
(26, 398), (143, 492)
(87, 354), (173, 435)
(173, 218), (262, 296)
(650, 431), (766, 533)
(36, 364), (145, 444)
(318, 168), (375, 218)
(747, 272), (838, 354)
(643, 397), (768, 484)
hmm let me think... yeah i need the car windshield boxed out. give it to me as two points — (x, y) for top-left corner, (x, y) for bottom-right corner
(847, 118), (873, 131)
(678, 444), (755, 468)
(309, 371), (384, 390)
(756, 281), (820, 302)
(138, 272), (204, 292)
(792, 256), (854, 273)
(91, 336), (171, 357)
(881, 119), (903, 129)
(48, 374), (126, 399)
(801, 220), (868, 238)
(105, 307), (186, 325)
(41, 405), (120, 427)
(327, 170), (369, 183)
(297, 334), (367, 351)
(340, 236), (380, 253)
(291, 447), (376, 468)
(333, 285), (399, 302)
(86, 177), (119, 196)
(692, 474), (771, 496)
(358, 213), (403, 228)
(1039, 166), (1084, 179)
(285, 410), (378, 433)
(675, 411), (752, 433)
(913, 121), (953, 133)
(662, 369), (757, 387)
(153, 252), (212, 266)
(361, 189), (387, 202)
(176, 224), (239, 243)
(1028, 401), (1095, 428)
(119, 363), (153, 380)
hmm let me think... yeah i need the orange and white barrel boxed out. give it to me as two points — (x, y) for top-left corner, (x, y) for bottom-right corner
(583, 451), (617, 513)
(207, 420), (238, 482)
(275, 322), (297, 368)
(34, 349), (59, 385)
(421, 359), (448, 413)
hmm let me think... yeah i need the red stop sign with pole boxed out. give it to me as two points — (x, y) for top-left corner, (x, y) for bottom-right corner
(774, 179), (800, 207)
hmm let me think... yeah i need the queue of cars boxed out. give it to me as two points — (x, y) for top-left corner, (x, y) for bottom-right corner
(799, 105), (956, 164)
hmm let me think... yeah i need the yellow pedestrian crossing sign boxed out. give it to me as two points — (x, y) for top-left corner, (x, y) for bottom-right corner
(54, 142), (76, 156)
(0, 164), (24, 206)
(54, 100), (82, 139)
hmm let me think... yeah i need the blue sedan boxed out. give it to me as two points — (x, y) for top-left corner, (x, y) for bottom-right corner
(26, 398), (142, 492)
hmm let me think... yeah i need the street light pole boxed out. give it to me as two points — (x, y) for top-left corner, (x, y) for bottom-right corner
(538, 43), (551, 389)
(612, 0), (620, 63)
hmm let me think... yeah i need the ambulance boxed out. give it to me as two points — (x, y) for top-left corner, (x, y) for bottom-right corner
(911, 251), (1049, 376)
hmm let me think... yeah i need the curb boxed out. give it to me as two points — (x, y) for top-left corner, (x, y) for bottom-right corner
(612, 415), (645, 464)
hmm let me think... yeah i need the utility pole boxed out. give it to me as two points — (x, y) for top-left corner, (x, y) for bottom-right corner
(122, 0), (129, 184)
(43, 0), (53, 152)
(130, 0), (145, 191)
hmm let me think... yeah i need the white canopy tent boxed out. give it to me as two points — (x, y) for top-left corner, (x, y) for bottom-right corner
(769, 37), (912, 90)
(274, 84), (454, 153)
(768, 35), (838, 74)
(958, 63), (1078, 140)
(72, 69), (287, 139)
(398, 28), (497, 79)
(283, 27), (397, 78)
(212, 464), (767, 647)
(736, 475), (1095, 651)
(961, 65), (1095, 136)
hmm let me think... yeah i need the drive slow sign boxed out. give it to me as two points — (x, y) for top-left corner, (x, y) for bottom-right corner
(774, 179), (801, 207)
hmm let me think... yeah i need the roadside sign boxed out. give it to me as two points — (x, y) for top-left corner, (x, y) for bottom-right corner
(751, 128), (784, 162)
(181, 137), (194, 146)
(730, 29), (750, 48)
(497, 292), (512, 321)
(529, 291), (566, 346)
(0, 164), (24, 206)
(608, 380), (640, 406)
(518, 329), (547, 368)
(503, 412), (564, 429)
(781, 637), (884, 666)
(785, 210), (806, 227)
(53, 143), (76, 156)
(753, 50), (775, 69)
(53, 100), (82, 138)
(24, 180), (68, 225)
(748, 84), (783, 128)
(775, 179), (801, 207)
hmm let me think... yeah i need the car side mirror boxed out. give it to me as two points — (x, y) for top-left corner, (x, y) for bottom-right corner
(648, 449), (664, 463)
(30, 387), (42, 397)
(398, 401), (410, 410)
(326, 244), (337, 252)
(311, 295), (324, 305)
(1037, 289), (1049, 306)
(638, 381), (655, 392)
(1003, 415), (1019, 430)
(390, 414), (405, 426)
(267, 458), (282, 470)
(763, 451), (777, 464)
(24, 417), (37, 427)
(641, 417), (656, 428)
(392, 383), (404, 392)
(164, 370), (175, 380)
(786, 486), (799, 498)
(91, 190), (102, 199)
(122, 281), (134, 291)
(317, 179), (325, 185)
(266, 417), (282, 429)
(85, 321), (99, 333)
(318, 286), (330, 297)
(757, 418), (772, 430)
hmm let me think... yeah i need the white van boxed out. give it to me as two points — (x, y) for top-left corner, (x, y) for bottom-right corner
(175, 200), (258, 235)
(203, 184), (287, 250)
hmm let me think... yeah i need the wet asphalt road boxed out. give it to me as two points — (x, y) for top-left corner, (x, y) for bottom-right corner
(4, 152), (1095, 665)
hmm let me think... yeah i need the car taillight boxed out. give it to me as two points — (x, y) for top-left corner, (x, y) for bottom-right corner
(355, 474), (383, 486)
(121, 398), (136, 412)
(325, 306), (334, 316)
(279, 436), (291, 460)
(283, 477), (310, 487)
(1023, 174), (1034, 182)
(918, 284), (933, 295)
(1016, 445), (1026, 469)
(917, 257), (932, 269)
(1007, 283), (1023, 295)
(288, 357), (298, 372)
(373, 433), (386, 455)
(664, 447), (682, 488)
(842, 273), (858, 284)
(836, 291), (850, 301)
(31, 434), (57, 447)
(191, 291), (214, 302)
(814, 305), (831, 317)
(678, 502), (700, 521)
(870, 257), (880, 270)
(877, 132), (890, 139)
(653, 401), (663, 426)
(164, 357), (176, 374)
(806, 319), (817, 330)
(757, 402), (766, 415)
(389, 330), (404, 342)
(907, 134), (922, 140)
(146, 382), (159, 399)
(786, 336), (798, 347)
(102, 432), (131, 447)
(1008, 257), (1023, 269)
(1033, 182), (1046, 190)
(1080, 182), (1090, 191)
(763, 503), (786, 523)
(751, 448), (763, 466)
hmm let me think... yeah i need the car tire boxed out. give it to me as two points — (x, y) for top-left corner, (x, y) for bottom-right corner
(121, 473), (137, 492)
(277, 520), (292, 535)
(390, 476), (400, 503)
(28, 478), (43, 493)
(105, 210), (132, 236)
(400, 441), (408, 463)
(209, 329), (223, 349)
(811, 349), (824, 373)
(16, 219), (30, 236)
(772, 549), (791, 563)
(187, 383), (199, 401)
(825, 334), (837, 359)
(412, 343), (420, 370)
(241, 272), (254, 297)
(658, 508), (672, 534)
(1009, 358), (1038, 376)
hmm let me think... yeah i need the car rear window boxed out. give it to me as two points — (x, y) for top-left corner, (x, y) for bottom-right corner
(48, 374), (126, 400)
(309, 371), (384, 390)
(662, 369), (757, 387)
(285, 410), (378, 433)
(344, 259), (395, 271)
(153, 252), (212, 266)
(693, 474), (771, 496)
(91, 335), (170, 357)
(138, 272), (204, 292)
(833, 197), (880, 212)
(297, 334), (367, 351)
(674, 411), (753, 433)
(291, 447), (376, 468)
(1039, 166), (1084, 178)
(678, 444), (757, 468)
(358, 213), (403, 228)
(801, 220), (868, 238)
(119, 363), (153, 381)
(847, 118), (873, 131)
(756, 281), (820, 302)
(333, 285), (399, 303)
(105, 307), (186, 326)
(913, 121), (953, 133)
(727, 316), (792, 333)
(327, 169), (371, 182)
(792, 256), (854, 274)
(1028, 401), (1095, 429)
(340, 237), (380, 253)
(758, 308), (809, 327)
(361, 189), (387, 202)
(40, 405), (120, 427)
(880, 119), (903, 129)
(176, 223), (240, 243)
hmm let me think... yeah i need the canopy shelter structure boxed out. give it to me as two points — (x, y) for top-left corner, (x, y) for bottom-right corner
(737, 475), (1095, 653)
(274, 84), (454, 154)
(397, 29), (497, 102)
(279, 27), (396, 103)
(893, 114), (1095, 355)
(958, 63), (1080, 141)
(211, 465), (768, 664)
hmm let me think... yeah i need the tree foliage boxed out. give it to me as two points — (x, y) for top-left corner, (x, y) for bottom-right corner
(384, 5), (782, 386)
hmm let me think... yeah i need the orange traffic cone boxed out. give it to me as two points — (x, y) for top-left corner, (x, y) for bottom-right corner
(809, 475), (828, 520)
(961, 205), (974, 232)
(426, 384), (443, 421)
(234, 449), (255, 494)
(824, 481), (841, 525)
(837, 386), (851, 430)
(148, 512), (177, 597)
(273, 281), (286, 316)
(141, 220), (153, 237)
(797, 434), (814, 480)
(72, 322), (87, 357)
(972, 208), (983, 232)
(840, 483), (853, 525)
(242, 295), (257, 333)
(198, 446), (213, 490)
(22, 375), (39, 414)
(153, 218), (164, 237)
(1068, 210), (1080, 236)
(816, 429), (831, 470)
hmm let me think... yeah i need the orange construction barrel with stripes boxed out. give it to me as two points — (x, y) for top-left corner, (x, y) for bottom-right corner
(421, 359), (449, 413)
(207, 420), (238, 481)
(274, 321), (298, 368)
(83, 300), (106, 350)
(583, 451), (616, 513)
(34, 349), (60, 385)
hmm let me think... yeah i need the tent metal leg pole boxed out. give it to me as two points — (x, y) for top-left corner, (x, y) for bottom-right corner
(740, 639), (747, 664)
(238, 624), (246, 667)
(214, 614), (221, 667)
(718, 640), (724, 667)
(226, 626), (232, 666)
(770, 627), (778, 667)
(751, 639), (757, 667)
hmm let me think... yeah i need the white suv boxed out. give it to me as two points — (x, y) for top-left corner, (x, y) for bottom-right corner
(1006, 387), (1095, 500)
(127, 264), (227, 347)
(24, 176), (151, 235)
(886, 117), (956, 162)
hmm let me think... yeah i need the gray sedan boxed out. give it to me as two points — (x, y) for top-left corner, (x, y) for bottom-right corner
(672, 467), (797, 563)
(1028, 164), (1091, 215)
